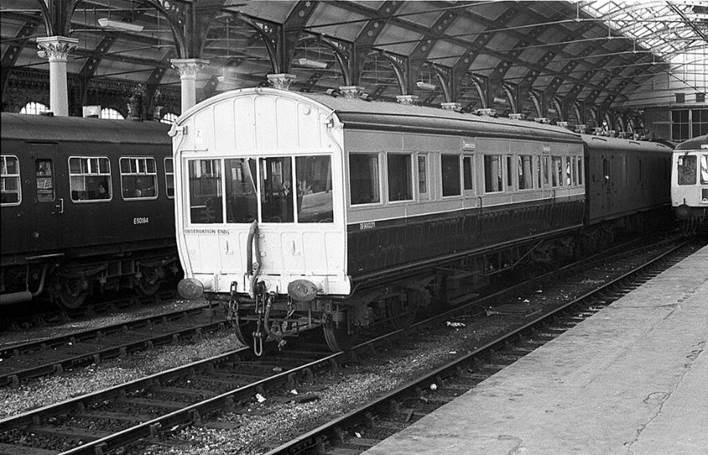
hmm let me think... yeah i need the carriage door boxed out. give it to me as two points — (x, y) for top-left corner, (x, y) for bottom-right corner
(27, 143), (64, 253)
(602, 154), (613, 212)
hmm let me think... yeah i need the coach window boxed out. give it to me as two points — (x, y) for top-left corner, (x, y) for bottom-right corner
(36, 159), (54, 202)
(577, 157), (584, 185)
(225, 158), (258, 223)
(69, 157), (112, 202)
(188, 159), (222, 223)
(164, 158), (174, 198)
(1, 155), (21, 205)
(506, 156), (513, 189)
(484, 155), (503, 193)
(463, 155), (474, 192)
(551, 156), (563, 187)
(441, 154), (461, 197)
(388, 153), (413, 202)
(296, 156), (333, 222)
(260, 157), (294, 223)
(565, 156), (573, 185)
(350, 153), (380, 205)
(518, 155), (533, 190)
(417, 154), (429, 199)
(120, 157), (157, 200)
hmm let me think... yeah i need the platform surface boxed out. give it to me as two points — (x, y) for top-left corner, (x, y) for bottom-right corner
(364, 244), (708, 455)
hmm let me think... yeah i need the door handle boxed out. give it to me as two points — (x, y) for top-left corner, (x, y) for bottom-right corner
(55, 197), (64, 214)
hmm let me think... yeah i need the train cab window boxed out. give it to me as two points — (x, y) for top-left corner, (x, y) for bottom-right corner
(259, 157), (294, 223)
(188, 159), (223, 223)
(350, 154), (380, 205)
(296, 156), (333, 223)
(518, 155), (533, 190)
(417, 154), (429, 199)
(35, 159), (54, 202)
(69, 157), (111, 202)
(1, 155), (21, 205)
(701, 155), (708, 184)
(120, 157), (157, 200)
(677, 155), (696, 185)
(483, 155), (503, 193)
(577, 157), (584, 185)
(552, 156), (563, 187)
(387, 153), (413, 202)
(164, 158), (174, 198)
(441, 154), (461, 197)
(225, 158), (258, 223)
(463, 156), (474, 191)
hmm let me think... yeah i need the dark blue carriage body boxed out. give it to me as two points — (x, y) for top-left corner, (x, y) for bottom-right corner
(1, 113), (176, 305)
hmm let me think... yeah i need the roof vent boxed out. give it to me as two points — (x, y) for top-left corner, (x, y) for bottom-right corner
(575, 124), (587, 133)
(508, 113), (525, 120)
(267, 73), (296, 90)
(475, 108), (496, 117)
(396, 95), (419, 105)
(339, 86), (365, 99)
(534, 117), (550, 124)
(441, 102), (462, 111)
(557, 121), (569, 129)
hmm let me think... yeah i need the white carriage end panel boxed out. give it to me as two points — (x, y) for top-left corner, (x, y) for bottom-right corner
(217, 229), (250, 274)
(254, 95), (278, 151)
(193, 108), (215, 150)
(234, 96), (256, 152)
(298, 101), (324, 150)
(213, 100), (236, 153)
(275, 97), (299, 148)
(184, 231), (223, 290)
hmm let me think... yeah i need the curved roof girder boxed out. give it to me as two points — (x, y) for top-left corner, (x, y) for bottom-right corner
(1, 15), (42, 94)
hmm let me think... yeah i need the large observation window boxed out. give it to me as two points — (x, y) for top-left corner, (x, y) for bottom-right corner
(189, 159), (222, 223)
(260, 157), (294, 223)
(296, 156), (333, 222)
(701, 154), (708, 185)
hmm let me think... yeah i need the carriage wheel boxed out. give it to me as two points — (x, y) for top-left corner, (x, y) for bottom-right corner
(136, 266), (161, 297)
(323, 321), (352, 352)
(56, 278), (89, 310)
(386, 294), (418, 330)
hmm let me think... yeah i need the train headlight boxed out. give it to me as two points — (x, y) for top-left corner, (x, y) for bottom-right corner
(178, 278), (204, 300)
(287, 279), (318, 302)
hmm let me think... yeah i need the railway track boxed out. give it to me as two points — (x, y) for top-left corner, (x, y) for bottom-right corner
(264, 240), (698, 455)
(0, 236), (692, 454)
(0, 302), (222, 387)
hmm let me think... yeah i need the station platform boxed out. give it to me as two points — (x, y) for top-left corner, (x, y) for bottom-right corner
(364, 244), (708, 455)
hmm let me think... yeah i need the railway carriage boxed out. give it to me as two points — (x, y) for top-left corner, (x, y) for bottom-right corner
(0, 113), (178, 309)
(171, 88), (671, 353)
(671, 134), (708, 232)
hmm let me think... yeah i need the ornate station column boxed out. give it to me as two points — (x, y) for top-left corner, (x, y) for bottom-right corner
(170, 58), (209, 113)
(36, 36), (78, 116)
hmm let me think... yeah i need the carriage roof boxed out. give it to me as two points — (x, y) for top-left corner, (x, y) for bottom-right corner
(675, 134), (708, 151)
(1, 113), (170, 144)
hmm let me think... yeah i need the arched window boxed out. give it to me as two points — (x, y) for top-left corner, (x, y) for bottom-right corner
(101, 108), (124, 119)
(161, 112), (178, 124)
(20, 102), (49, 115)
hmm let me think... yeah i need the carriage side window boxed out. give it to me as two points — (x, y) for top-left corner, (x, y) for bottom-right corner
(542, 155), (550, 186)
(225, 158), (258, 223)
(484, 155), (503, 193)
(441, 154), (461, 197)
(418, 154), (428, 198)
(463, 156), (474, 191)
(677, 155), (696, 185)
(164, 158), (174, 198)
(296, 156), (333, 223)
(350, 154), (380, 205)
(36, 159), (54, 202)
(577, 157), (584, 185)
(518, 155), (533, 190)
(506, 156), (513, 188)
(552, 156), (563, 187)
(701, 154), (708, 185)
(565, 156), (573, 186)
(260, 156), (294, 223)
(120, 157), (157, 200)
(388, 153), (412, 202)
(1, 155), (21, 205)
(188, 159), (223, 223)
(69, 157), (111, 202)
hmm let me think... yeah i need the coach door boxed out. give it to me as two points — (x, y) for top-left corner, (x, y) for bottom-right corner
(27, 143), (64, 253)
(602, 154), (614, 212)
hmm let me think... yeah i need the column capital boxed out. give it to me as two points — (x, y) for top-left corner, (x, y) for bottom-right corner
(36, 36), (78, 62)
(396, 95), (419, 105)
(441, 102), (462, 111)
(338, 86), (365, 99)
(170, 58), (210, 78)
(267, 73), (296, 90)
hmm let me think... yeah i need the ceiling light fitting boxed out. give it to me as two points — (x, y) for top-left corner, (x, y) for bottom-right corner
(294, 58), (328, 69)
(416, 81), (437, 91)
(97, 18), (144, 32)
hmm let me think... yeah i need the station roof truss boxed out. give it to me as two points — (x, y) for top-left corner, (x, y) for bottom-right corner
(1, 0), (706, 115)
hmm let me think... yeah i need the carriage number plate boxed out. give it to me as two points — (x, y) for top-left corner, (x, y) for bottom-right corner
(134, 217), (150, 225)
(360, 221), (376, 230)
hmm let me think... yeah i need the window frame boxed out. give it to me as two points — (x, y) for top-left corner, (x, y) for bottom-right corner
(164, 157), (174, 199)
(483, 154), (504, 194)
(463, 154), (475, 194)
(35, 159), (55, 203)
(416, 153), (430, 201)
(440, 153), (462, 198)
(1, 155), (22, 206)
(517, 154), (534, 191)
(386, 152), (414, 203)
(349, 152), (383, 206)
(68, 156), (113, 203)
(119, 156), (159, 201)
